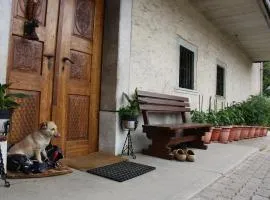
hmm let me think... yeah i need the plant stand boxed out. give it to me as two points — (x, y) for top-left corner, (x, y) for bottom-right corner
(121, 130), (136, 159)
(0, 145), (10, 187)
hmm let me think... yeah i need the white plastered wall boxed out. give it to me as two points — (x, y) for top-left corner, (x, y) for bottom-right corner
(251, 62), (263, 95)
(0, 0), (12, 172)
(0, 0), (12, 84)
(130, 0), (254, 109)
(124, 0), (261, 153)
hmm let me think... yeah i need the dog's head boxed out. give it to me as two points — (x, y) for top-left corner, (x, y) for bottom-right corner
(39, 121), (60, 138)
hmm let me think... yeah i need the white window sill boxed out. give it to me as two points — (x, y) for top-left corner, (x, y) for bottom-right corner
(215, 95), (226, 100)
(174, 87), (199, 95)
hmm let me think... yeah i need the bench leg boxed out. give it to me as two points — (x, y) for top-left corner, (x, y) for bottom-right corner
(143, 134), (174, 160)
(143, 145), (174, 160)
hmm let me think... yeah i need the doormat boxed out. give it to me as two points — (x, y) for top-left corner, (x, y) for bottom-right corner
(61, 152), (127, 171)
(87, 161), (155, 182)
(7, 163), (72, 179)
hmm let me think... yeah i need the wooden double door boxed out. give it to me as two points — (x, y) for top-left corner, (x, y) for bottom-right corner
(7, 0), (103, 157)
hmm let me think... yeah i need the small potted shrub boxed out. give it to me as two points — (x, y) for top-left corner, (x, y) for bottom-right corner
(0, 83), (27, 175)
(0, 84), (28, 136)
(215, 110), (232, 144)
(118, 89), (140, 130)
(205, 111), (221, 142)
(0, 83), (27, 133)
(191, 110), (213, 144)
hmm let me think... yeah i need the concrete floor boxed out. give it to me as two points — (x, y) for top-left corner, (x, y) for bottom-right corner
(1, 137), (270, 200)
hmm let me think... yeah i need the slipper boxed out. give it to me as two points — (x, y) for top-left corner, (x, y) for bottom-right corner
(172, 149), (186, 161)
(185, 149), (195, 162)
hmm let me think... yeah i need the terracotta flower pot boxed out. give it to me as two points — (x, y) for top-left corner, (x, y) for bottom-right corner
(203, 131), (212, 144)
(265, 128), (268, 136)
(259, 127), (264, 137)
(245, 127), (250, 139)
(262, 127), (268, 136)
(211, 128), (221, 142)
(248, 127), (256, 138)
(219, 127), (231, 144)
(228, 127), (237, 142)
(233, 126), (241, 141)
(240, 126), (249, 139)
(254, 127), (260, 137)
(246, 126), (250, 139)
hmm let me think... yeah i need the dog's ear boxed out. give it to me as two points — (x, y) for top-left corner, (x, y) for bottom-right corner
(39, 122), (48, 130)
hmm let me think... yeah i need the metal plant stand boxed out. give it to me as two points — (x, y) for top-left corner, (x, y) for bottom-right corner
(121, 120), (138, 159)
(0, 119), (11, 187)
(0, 146), (10, 187)
(121, 130), (136, 159)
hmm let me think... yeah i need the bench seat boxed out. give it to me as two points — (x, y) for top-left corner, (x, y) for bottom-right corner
(143, 123), (212, 131)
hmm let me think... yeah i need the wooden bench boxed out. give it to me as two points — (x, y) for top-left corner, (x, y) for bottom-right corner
(137, 90), (212, 160)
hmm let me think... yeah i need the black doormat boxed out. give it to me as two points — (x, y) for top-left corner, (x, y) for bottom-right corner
(87, 161), (156, 182)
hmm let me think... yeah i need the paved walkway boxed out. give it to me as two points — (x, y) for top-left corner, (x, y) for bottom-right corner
(1, 136), (270, 200)
(190, 148), (270, 200)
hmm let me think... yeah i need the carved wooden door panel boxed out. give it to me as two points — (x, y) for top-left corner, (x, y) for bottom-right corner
(7, 0), (59, 144)
(52, 0), (103, 157)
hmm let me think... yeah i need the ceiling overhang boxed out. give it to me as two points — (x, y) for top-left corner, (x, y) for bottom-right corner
(190, 0), (270, 61)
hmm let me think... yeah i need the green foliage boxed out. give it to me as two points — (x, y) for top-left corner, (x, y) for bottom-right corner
(191, 95), (270, 127)
(118, 89), (140, 120)
(205, 111), (219, 126)
(0, 83), (28, 110)
(215, 110), (232, 126)
(191, 110), (206, 123)
(225, 103), (245, 125)
(241, 95), (270, 126)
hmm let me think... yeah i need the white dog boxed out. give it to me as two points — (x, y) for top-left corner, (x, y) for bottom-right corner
(8, 121), (60, 163)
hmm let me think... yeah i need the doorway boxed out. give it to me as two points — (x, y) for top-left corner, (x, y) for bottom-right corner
(7, 0), (103, 157)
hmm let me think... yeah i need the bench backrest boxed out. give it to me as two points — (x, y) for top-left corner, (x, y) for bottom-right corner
(137, 90), (190, 125)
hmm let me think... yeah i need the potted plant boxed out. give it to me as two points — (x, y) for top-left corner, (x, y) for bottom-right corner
(215, 109), (232, 144)
(191, 110), (213, 144)
(0, 83), (27, 175)
(0, 83), (27, 132)
(118, 89), (140, 130)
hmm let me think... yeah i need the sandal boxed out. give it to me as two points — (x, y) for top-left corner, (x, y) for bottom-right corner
(173, 149), (186, 161)
(185, 149), (195, 162)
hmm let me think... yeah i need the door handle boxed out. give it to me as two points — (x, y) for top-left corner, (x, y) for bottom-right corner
(62, 57), (74, 64)
(44, 54), (54, 69)
(62, 57), (74, 71)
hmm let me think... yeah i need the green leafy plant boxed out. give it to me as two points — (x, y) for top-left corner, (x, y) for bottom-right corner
(192, 95), (270, 127)
(118, 89), (140, 120)
(0, 83), (28, 111)
(205, 111), (219, 126)
(216, 109), (232, 126)
(191, 110), (206, 123)
(241, 95), (270, 126)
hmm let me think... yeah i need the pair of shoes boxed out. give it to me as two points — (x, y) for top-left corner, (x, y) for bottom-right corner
(173, 149), (195, 162)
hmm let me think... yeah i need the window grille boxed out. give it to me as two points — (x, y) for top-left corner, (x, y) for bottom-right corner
(179, 45), (194, 89)
(216, 65), (225, 96)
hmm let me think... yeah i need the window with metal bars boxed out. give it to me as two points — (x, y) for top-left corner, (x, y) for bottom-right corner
(264, 0), (270, 16)
(179, 45), (194, 89)
(216, 65), (225, 96)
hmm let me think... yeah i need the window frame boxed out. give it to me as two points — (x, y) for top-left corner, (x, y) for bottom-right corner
(177, 37), (198, 92)
(216, 61), (226, 98)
